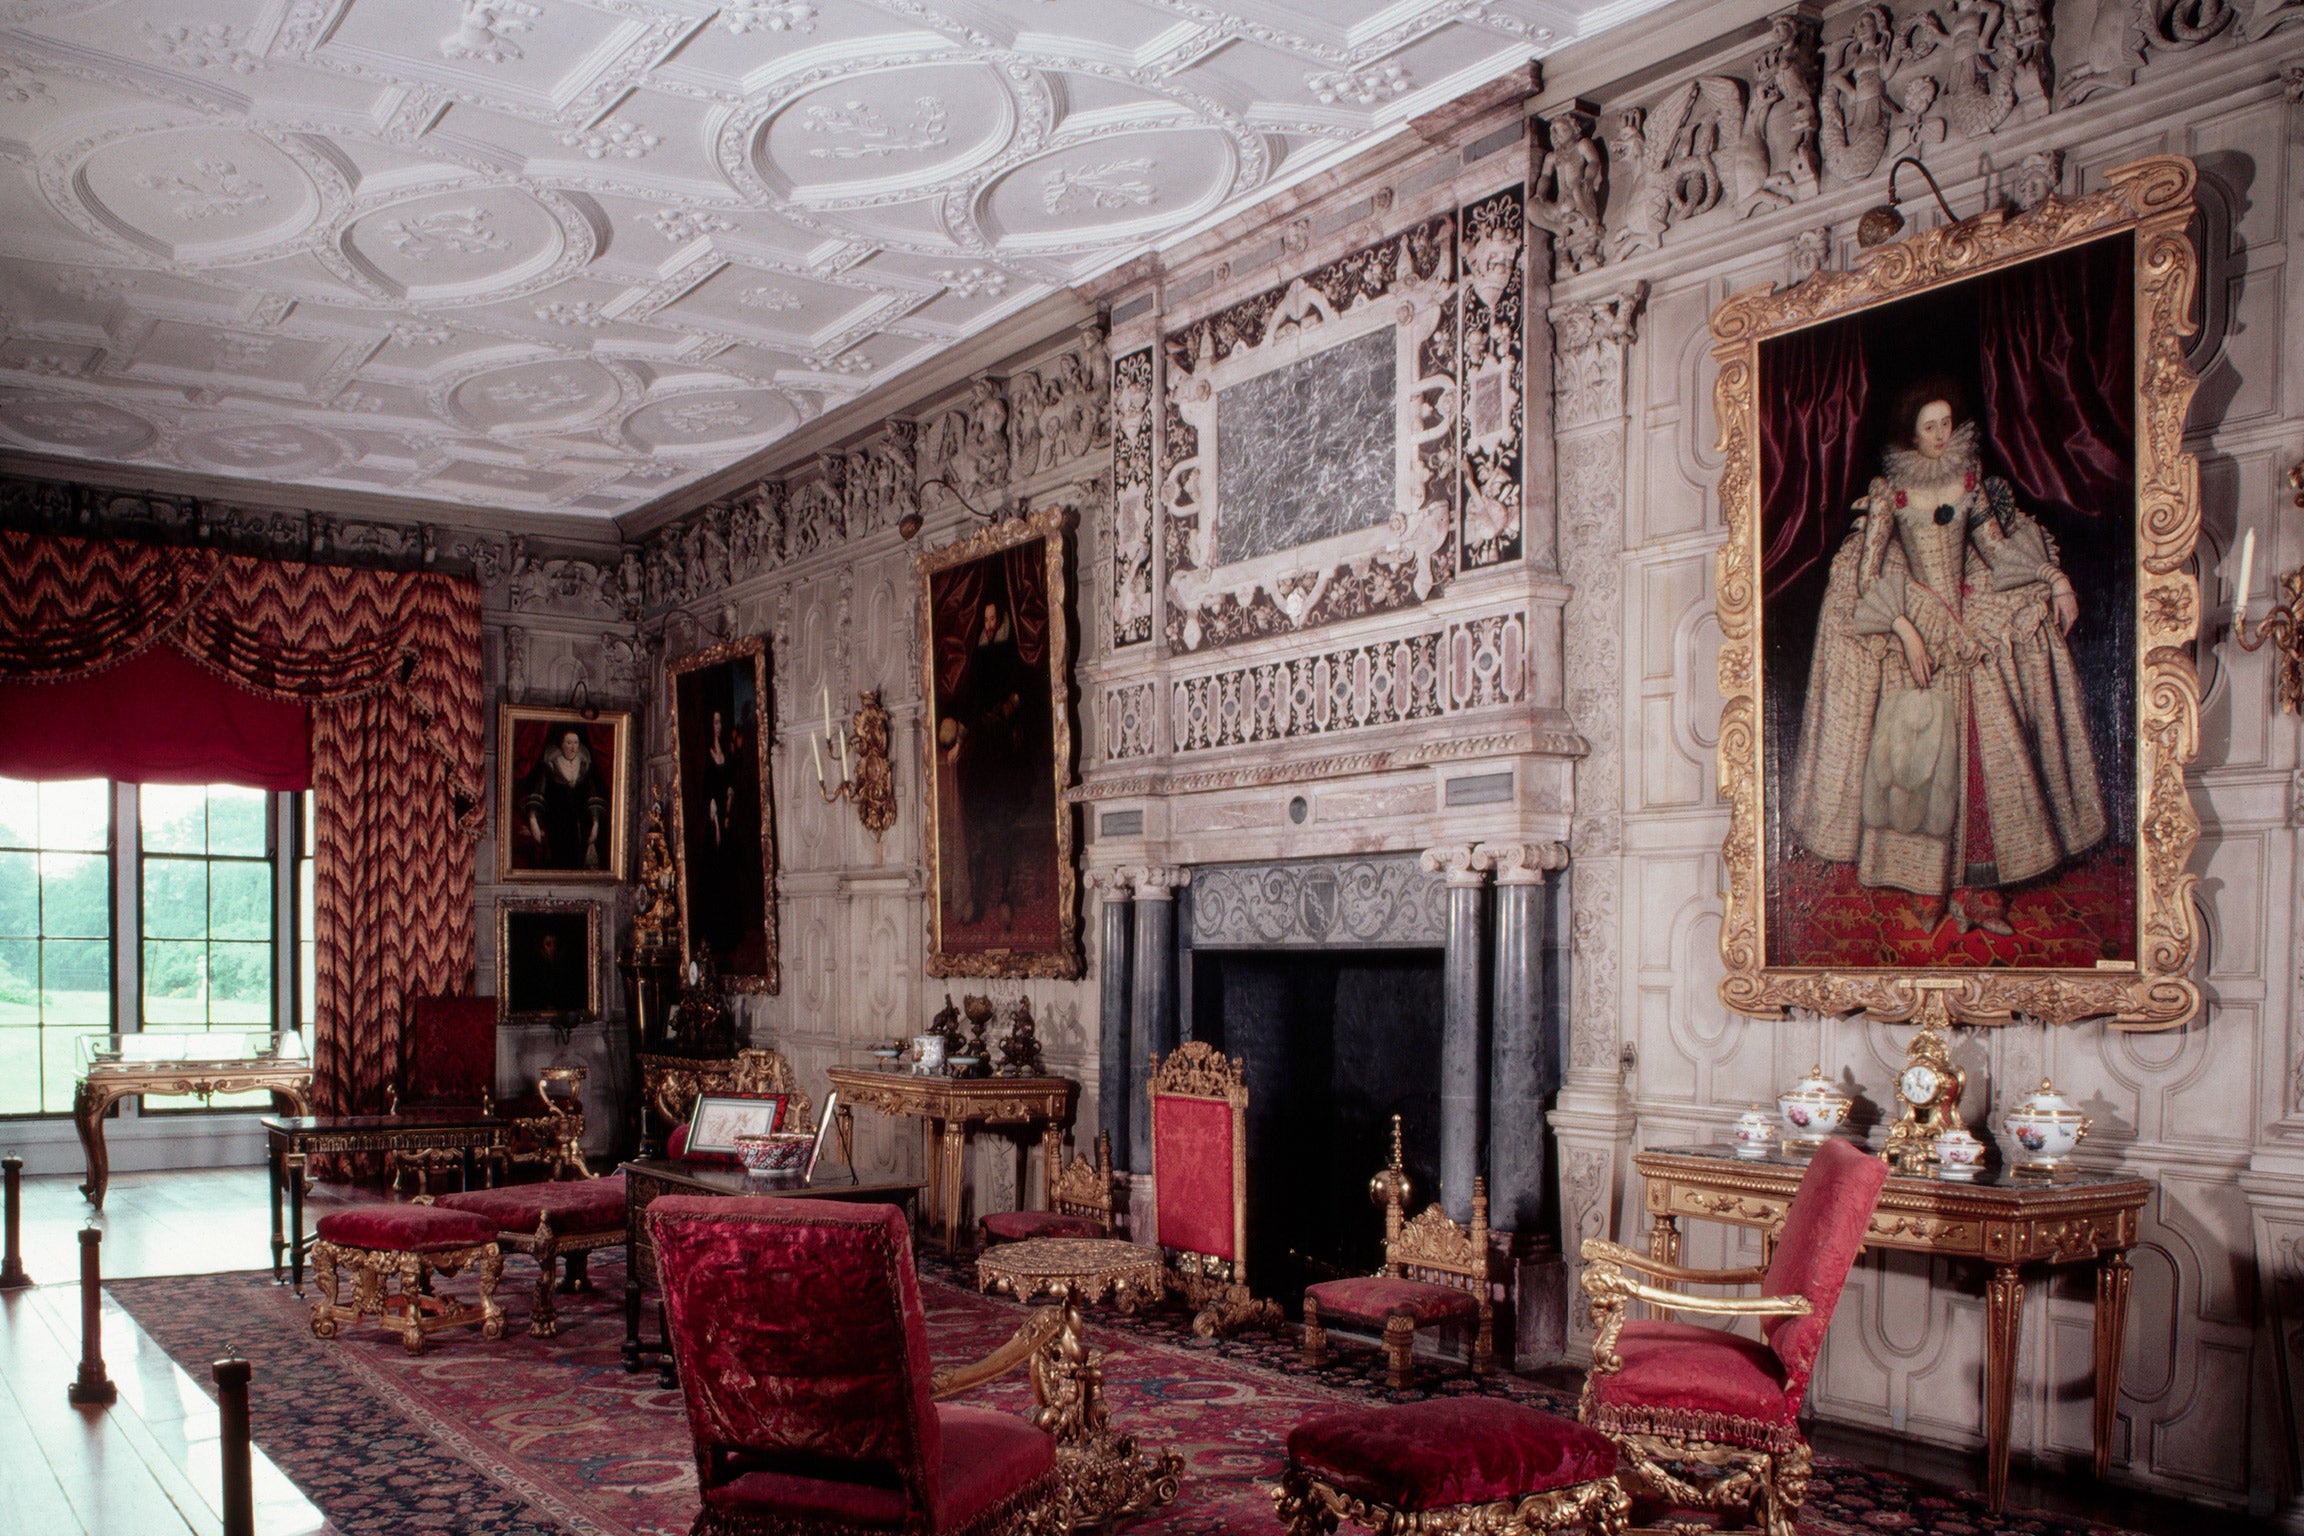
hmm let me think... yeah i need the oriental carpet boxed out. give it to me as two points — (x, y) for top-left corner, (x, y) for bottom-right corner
(114, 1252), (2149, 1536)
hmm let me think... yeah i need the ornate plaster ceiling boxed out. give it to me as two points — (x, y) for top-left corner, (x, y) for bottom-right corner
(0, 0), (1662, 519)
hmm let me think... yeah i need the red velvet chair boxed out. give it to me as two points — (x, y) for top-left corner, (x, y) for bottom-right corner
(1147, 1041), (1283, 1336)
(980, 1131), (1113, 1245)
(1577, 1137), (1890, 1536)
(648, 1196), (1069, 1536)
(389, 995), (500, 1193)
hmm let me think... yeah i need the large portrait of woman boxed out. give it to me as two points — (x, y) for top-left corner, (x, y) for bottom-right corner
(1715, 156), (2204, 1029)
(496, 704), (631, 882)
(917, 505), (1080, 978)
(668, 637), (779, 993)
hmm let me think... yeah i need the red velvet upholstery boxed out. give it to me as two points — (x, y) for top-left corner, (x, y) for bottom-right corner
(1584, 1321), (1796, 1441)
(1152, 1094), (1236, 1261)
(1758, 1138), (1890, 1402)
(649, 1195), (1058, 1534)
(403, 995), (498, 1105)
(437, 1172), (627, 1236)
(1288, 1400), (1617, 1512)
(980, 1210), (1103, 1243)
(315, 1203), (497, 1251)
(1304, 1275), (1480, 1326)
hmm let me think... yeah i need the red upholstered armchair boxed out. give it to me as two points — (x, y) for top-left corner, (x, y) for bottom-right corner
(649, 1196), (1070, 1536)
(1578, 1138), (1890, 1536)
(390, 995), (500, 1192)
(1148, 1041), (1283, 1337)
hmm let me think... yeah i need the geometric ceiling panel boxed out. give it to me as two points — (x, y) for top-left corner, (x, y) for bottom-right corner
(0, 0), (1669, 519)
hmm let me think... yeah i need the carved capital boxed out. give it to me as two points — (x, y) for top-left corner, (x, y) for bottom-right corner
(1419, 845), (1494, 888)
(1484, 841), (1570, 885)
(1084, 868), (1137, 897)
(1118, 864), (1189, 897)
(1549, 284), (1646, 432)
(1548, 283), (1646, 354)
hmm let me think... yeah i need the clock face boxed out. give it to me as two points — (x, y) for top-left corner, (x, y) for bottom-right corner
(1901, 1064), (1941, 1106)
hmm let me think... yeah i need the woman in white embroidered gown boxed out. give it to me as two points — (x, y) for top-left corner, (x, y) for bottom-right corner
(1787, 379), (2107, 937)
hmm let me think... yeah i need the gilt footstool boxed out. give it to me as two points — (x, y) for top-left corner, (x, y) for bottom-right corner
(435, 1173), (627, 1336)
(1272, 1398), (1628, 1535)
(307, 1203), (506, 1355)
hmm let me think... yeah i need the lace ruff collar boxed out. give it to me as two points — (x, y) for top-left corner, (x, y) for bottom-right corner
(1881, 421), (1980, 493)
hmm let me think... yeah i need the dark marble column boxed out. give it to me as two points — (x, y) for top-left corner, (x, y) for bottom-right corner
(1090, 872), (1136, 1170)
(1486, 842), (1568, 1236)
(1126, 867), (1187, 1173)
(1422, 846), (1492, 1224)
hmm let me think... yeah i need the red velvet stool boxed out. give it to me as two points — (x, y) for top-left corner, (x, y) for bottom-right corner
(436, 1173), (627, 1337)
(1273, 1399), (1629, 1535)
(308, 1202), (506, 1355)
(979, 1209), (1105, 1243)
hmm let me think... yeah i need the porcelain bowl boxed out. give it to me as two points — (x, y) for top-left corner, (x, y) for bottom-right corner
(734, 1131), (814, 1175)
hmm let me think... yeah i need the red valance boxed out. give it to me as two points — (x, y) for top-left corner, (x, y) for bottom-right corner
(0, 529), (485, 1157)
(0, 644), (311, 788)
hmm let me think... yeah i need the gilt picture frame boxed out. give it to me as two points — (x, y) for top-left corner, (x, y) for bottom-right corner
(495, 703), (632, 883)
(917, 504), (1080, 979)
(1713, 155), (2203, 1030)
(668, 636), (780, 994)
(496, 899), (602, 1024)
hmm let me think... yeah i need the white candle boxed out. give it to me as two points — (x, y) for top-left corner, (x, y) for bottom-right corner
(2237, 528), (2256, 628)
(822, 686), (832, 742)
(811, 732), (825, 785)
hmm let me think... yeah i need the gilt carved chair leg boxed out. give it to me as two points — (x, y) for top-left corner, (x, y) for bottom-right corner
(1270, 1466), (1339, 1536)
(478, 1249), (506, 1340)
(1301, 1296), (1328, 1367)
(397, 1254), (427, 1355)
(1474, 1301), (1496, 1376)
(530, 1250), (561, 1338)
(1383, 1314), (1415, 1391)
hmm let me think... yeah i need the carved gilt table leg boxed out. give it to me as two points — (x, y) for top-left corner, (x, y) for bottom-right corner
(1984, 1264), (2025, 1512)
(1040, 1123), (1064, 1211)
(74, 1082), (120, 1209)
(1647, 1213), (1680, 1268)
(2092, 1250), (2133, 1480)
(943, 1119), (969, 1253)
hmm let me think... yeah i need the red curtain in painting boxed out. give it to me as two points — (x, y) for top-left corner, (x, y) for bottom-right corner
(1759, 315), (1871, 600)
(0, 531), (485, 1158)
(1976, 233), (2133, 525)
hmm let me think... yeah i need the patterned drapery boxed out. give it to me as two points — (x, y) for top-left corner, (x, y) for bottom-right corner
(0, 531), (485, 1160)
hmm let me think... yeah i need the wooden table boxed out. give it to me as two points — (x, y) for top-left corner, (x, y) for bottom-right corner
(78, 1053), (312, 1209)
(619, 1157), (925, 1376)
(262, 1112), (510, 1293)
(1634, 1144), (2151, 1512)
(826, 1068), (1077, 1253)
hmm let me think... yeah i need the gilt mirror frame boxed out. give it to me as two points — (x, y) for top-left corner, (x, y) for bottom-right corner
(916, 503), (1082, 979)
(1713, 155), (2203, 1030)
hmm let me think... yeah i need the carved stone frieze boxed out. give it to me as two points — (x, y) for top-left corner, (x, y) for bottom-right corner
(1190, 853), (1448, 948)
(1109, 347), (1157, 649)
(1103, 679), (1158, 761)
(1530, 101), (1607, 276)
(1460, 186), (1528, 570)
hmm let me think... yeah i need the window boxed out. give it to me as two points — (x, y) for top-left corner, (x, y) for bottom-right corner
(0, 779), (113, 1116)
(139, 784), (276, 1110)
(298, 792), (316, 1056)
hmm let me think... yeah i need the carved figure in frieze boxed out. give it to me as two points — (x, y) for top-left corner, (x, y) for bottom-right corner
(966, 377), (1011, 492)
(1529, 105), (1607, 274)
(1749, 12), (1823, 206)
(2007, 148), (2063, 211)
(507, 535), (547, 611)
(1819, 5), (1902, 182)
(1897, 0), (2019, 140)
(1606, 107), (1673, 258)
(616, 549), (644, 618)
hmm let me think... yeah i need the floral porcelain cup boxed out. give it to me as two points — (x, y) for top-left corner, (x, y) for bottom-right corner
(1776, 1065), (1852, 1151)
(1733, 1105), (1777, 1159)
(1933, 1125), (1986, 1180)
(2001, 1078), (2090, 1173)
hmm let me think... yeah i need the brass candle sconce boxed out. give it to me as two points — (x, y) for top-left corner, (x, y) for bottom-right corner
(2228, 460), (2304, 714)
(812, 686), (898, 838)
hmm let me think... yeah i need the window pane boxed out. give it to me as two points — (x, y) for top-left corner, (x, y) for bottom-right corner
(43, 1026), (100, 1116)
(208, 942), (271, 1022)
(142, 858), (207, 940)
(0, 780), (35, 848)
(142, 939), (208, 1025)
(139, 785), (206, 854)
(206, 787), (267, 857)
(0, 1029), (36, 1115)
(0, 938), (36, 1026)
(38, 781), (108, 852)
(209, 861), (270, 942)
(43, 940), (109, 1023)
(42, 852), (109, 939)
(0, 851), (36, 936)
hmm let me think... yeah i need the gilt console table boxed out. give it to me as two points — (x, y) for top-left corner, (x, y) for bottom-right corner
(825, 1068), (1077, 1253)
(1633, 1144), (2151, 1512)
(76, 1032), (314, 1209)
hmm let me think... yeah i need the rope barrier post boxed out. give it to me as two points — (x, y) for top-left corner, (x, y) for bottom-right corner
(67, 1226), (115, 1406)
(0, 1155), (27, 1289)
(213, 1358), (254, 1536)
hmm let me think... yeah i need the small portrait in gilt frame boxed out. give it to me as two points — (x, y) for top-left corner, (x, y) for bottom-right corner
(496, 704), (631, 882)
(497, 900), (602, 1024)
(917, 505), (1080, 978)
(1715, 156), (2205, 1029)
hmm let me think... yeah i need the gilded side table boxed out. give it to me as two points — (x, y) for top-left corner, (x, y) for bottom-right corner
(77, 1049), (313, 1209)
(1633, 1145), (2151, 1513)
(975, 1236), (1183, 1528)
(826, 1068), (1077, 1253)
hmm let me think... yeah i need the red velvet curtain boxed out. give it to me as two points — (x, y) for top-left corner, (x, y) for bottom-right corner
(1976, 233), (2134, 524)
(0, 531), (485, 1157)
(1759, 317), (1871, 600)
(0, 644), (310, 788)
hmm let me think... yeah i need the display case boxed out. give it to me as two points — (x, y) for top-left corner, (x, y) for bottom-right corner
(74, 1028), (315, 1208)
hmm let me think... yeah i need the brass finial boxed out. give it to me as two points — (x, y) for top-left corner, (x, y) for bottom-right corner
(1368, 1114), (1413, 1210)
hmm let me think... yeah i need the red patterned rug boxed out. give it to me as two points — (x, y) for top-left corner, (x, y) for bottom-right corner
(112, 1251), (2149, 1536)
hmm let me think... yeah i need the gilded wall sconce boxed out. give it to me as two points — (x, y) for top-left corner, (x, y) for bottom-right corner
(812, 686), (899, 837)
(2228, 464), (2304, 713)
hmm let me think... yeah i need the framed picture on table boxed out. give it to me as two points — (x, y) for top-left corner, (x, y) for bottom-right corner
(1712, 155), (2204, 1030)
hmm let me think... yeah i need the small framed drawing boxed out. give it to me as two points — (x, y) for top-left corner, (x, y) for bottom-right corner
(496, 900), (602, 1024)
(497, 704), (632, 882)
(685, 1092), (789, 1157)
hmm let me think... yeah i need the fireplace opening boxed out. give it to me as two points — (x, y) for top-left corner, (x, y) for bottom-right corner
(1190, 948), (1444, 1305)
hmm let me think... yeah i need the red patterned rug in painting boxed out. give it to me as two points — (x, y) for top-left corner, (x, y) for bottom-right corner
(114, 1251), (2151, 1536)
(1767, 842), (2135, 971)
